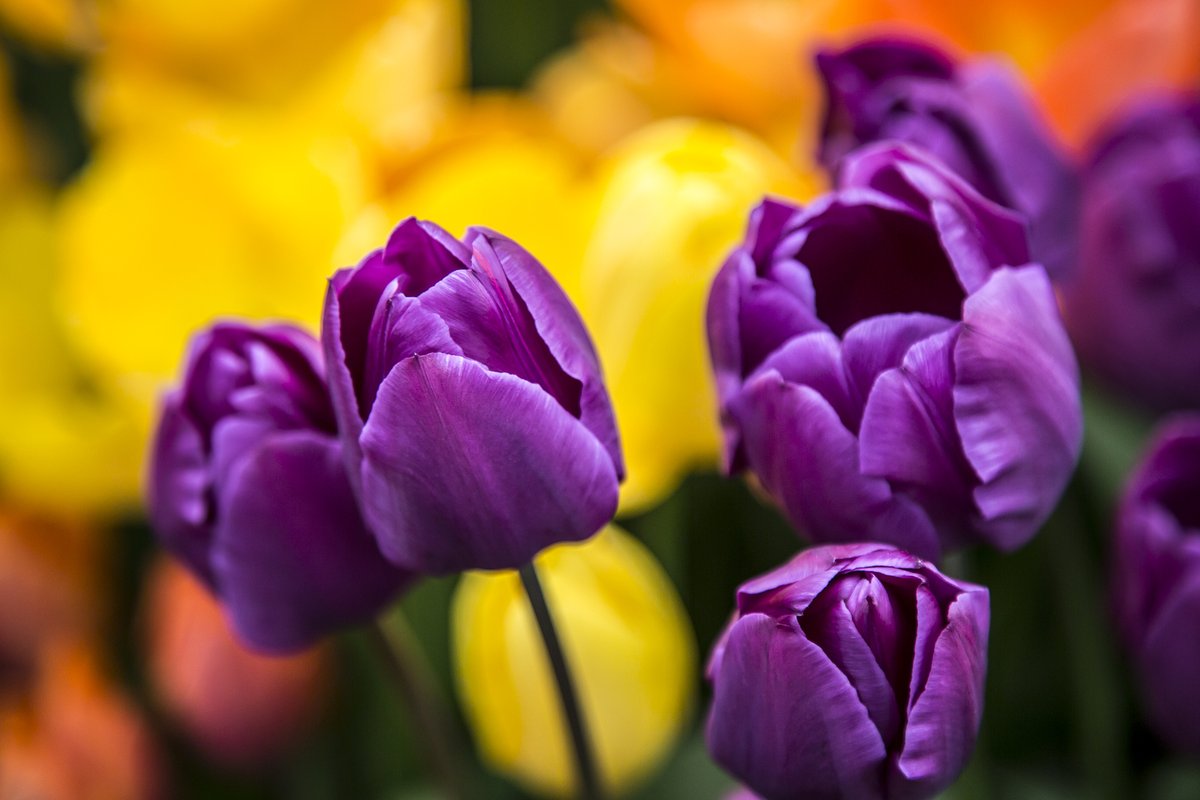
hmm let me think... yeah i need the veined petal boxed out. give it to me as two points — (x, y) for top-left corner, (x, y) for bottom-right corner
(358, 353), (619, 573)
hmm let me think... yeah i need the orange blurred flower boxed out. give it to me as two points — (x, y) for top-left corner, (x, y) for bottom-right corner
(142, 559), (330, 770)
(0, 644), (165, 800)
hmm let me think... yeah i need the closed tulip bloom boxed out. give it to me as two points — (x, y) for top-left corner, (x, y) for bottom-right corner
(817, 37), (1079, 281)
(452, 525), (694, 796)
(708, 144), (1082, 559)
(1113, 416), (1200, 755)
(1061, 94), (1200, 412)
(706, 543), (989, 800)
(148, 322), (409, 653)
(323, 219), (623, 574)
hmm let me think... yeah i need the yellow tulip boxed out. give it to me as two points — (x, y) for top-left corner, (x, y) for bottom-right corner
(452, 526), (695, 797)
(571, 119), (820, 512)
(337, 96), (585, 287)
(55, 120), (364, 415)
(83, 0), (462, 152)
(0, 190), (143, 514)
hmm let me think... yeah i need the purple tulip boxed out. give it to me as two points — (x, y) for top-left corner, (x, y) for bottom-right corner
(706, 543), (989, 800)
(323, 219), (623, 574)
(1113, 416), (1200, 755)
(147, 323), (410, 653)
(707, 144), (1082, 559)
(1061, 93), (1200, 412)
(816, 36), (1079, 281)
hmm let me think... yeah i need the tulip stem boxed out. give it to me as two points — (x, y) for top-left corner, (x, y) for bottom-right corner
(519, 562), (603, 800)
(368, 617), (466, 800)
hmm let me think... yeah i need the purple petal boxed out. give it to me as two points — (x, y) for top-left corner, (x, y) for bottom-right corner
(801, 578), (904, 746)
(750, 331), (859, 429)
(860, 326), (979, 545)
(357, 353), (619, 573)
(468, 228), (624, 478)
(960, 62), (1080, 282)
(1138, 572), (1200, 755)
(890, 587), (989, 799)
(841, 313), (957, 421)
(147, 395), (215, 586)
(707, 613), (888, 800)
(322, 279), (368, 499)
(954, 266), (1082, 550)
(212, 431), (412, 653)
(731, 371), (941, 559)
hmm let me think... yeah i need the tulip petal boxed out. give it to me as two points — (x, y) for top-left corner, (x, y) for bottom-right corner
(732, 370), (941, 559)
(961, 62), (1080, 281)
(751, 331), (858, 428)
(323, 279), (369, 499)
(468, 228), (624, 478)
(954, 266), (1082, 550)
(1138, 572), (1200, 755)
(891, 587), (989, 800)
(801, 587), (904, 746)
(147, 396), (215, 586)
(860, 327), (979, 545)
(359, 353), (619, 573)
(841, 313), (957, 406)
(213, 431), (410, 653)
(707, 613), (888, 800)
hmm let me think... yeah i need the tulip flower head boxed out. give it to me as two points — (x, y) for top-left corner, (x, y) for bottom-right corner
(707, 144), (1082, 559)
(323, 218), (624, 574)
(816, 36), (1080, 281)
(706, 543), (990, 800)
(1062, 93), (1200, 412)
(1113, 416), (1200, 755)
(147, 322), (410, 653)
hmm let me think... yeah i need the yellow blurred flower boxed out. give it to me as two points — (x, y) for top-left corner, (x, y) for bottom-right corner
(83, 0), (463, 154)
(572, 119), (819, 512)
(452, 525), (695, 797)
(338, 96), (585, 278)
(0, 189), (143, 514)
(0, 0), (93, 51)
(56, 121), (364, 414)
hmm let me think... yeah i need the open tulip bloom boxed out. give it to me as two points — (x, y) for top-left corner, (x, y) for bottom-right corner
(708, 144), (1083, 561)
(706, 543), (990, 800)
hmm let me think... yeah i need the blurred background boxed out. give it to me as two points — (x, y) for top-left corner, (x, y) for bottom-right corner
(1, 0), (1199, 797)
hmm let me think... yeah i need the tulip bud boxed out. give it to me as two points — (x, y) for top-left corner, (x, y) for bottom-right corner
(323, 218), (624, 574)
(573, 119), (817, 511)
(147, 322), (409, 652)
(451, 525), (695, 796)
(1061, 93), (1200, 412)
(1113, 415), (1200, 755)
(706, 543), (989, 800)
(707, 144), (1082, 559)
(816, 36), (1080, 282)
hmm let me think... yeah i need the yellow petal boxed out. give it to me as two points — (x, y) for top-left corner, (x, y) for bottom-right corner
(573, 119), (821, 512)
(452, 526), (695, 797)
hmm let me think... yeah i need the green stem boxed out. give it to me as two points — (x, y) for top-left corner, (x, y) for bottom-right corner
(1048, 480), (1130, 800)
(368, 617), (466, 800)
(519, 562), (602, 800)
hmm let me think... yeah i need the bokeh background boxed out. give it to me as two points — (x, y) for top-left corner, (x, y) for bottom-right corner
(1, 0), (1199, 797)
